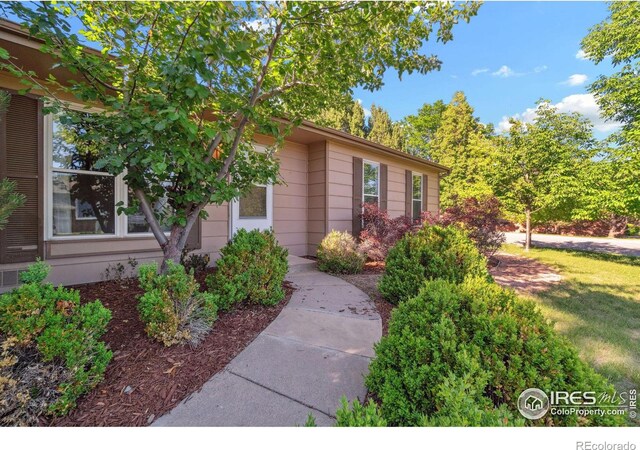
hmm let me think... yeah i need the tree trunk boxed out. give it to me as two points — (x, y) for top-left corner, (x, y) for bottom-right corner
(159, 207), (201, 273)
(608, 214), (627, 238)
(525, 209), (532, 252)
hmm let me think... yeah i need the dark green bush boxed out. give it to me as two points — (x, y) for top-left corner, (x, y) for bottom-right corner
(316, 230), (365, 274)
(138, 261), (218, 346)
(206, 229), (288, 310)
(0, 261), (112, 417)
(366, 277), (623, 426)
(378, 224), (489, 304)
(335, 396), (387, 427)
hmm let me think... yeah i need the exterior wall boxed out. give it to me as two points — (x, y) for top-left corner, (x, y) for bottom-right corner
(272, 140), (309, 257)
(307, 141), (326, 255)
(326, 140), (441, 234)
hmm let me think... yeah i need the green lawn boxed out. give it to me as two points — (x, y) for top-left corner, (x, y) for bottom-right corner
(502, 244), (640, 391)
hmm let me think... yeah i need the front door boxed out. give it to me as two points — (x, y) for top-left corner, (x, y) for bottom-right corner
(230, 183), (273, 235)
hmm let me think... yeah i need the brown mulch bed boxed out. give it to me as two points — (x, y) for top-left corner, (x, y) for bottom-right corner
(490, 252), (562, 294)
(45, 271), (292, 427)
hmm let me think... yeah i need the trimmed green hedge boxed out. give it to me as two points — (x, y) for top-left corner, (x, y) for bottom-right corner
(366, 277), (623, 426)
(207, 228), (288, 310)
(378, 225), (489, 304)
(317, 230), (365, 274)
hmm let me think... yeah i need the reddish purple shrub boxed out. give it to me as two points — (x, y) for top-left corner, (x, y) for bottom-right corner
(358, 203), (414, 261)
(422, 196), (505, 258)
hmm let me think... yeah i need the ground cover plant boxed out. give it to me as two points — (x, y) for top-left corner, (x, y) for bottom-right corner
(366, 277), (624, 427)
(0, 261), (111, 423)
(207, 229), (288, 310)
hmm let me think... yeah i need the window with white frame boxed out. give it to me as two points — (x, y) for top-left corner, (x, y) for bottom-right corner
(363, 161), (380, 205)
(412, 173), (422, 220)
(50, 113), (116, 236)
(48, 113), (170, 238)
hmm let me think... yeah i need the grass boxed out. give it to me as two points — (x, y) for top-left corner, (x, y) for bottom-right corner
(502, 244), (640, 391)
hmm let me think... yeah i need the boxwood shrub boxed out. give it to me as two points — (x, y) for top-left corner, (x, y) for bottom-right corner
(0, 261), (112, 419)
(207, 228), (288, 310)
(378, 224), (489, 304)
(366, 277), (623, 426)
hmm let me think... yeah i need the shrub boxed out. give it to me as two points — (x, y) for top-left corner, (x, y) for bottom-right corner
(180, 249), (210, 275)
(334, 396), (387, 427)
(316, 230), (365, 274)
(358, 203), (414, 262)
(138, 261), (218, 346)
(378, 225), (489, 304)
(366, 277), (623, 426)
(423, 195), (505, 258)
(206, 229), (288, 310)
(0, 261), (112, 418)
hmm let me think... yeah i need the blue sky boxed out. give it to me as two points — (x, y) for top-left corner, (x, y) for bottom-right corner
(354, 1), (620, 138)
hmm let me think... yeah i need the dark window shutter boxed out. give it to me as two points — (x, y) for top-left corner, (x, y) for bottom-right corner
(185, 217), (202, 250)
(422, 174), (429, 212)
(352, 157), (363, 237)
(380, 163), (388, 211)
(0, 93), (43, 264)
(404, 170), (412, 217)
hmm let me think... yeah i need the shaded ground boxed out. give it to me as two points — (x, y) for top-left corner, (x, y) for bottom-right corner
(505, 232), (640, 257)
(48, 273), (292, 427)
(501, 245), (640, 409)
(490, 252), (562, 294)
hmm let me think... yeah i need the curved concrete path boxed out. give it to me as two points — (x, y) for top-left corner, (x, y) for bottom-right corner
(153, 256), (382, 427)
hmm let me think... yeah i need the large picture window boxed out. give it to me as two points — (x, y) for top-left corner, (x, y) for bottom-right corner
(363, 161), (380, 205)
(47, 112), (172, 239)
(51, 114), (115, 236)
(412, 173), (422, 221)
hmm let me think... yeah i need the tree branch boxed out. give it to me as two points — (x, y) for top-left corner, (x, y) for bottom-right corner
(133, 187), (169, 247)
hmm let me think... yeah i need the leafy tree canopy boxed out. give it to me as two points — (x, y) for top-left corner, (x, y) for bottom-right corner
(1, 1), (480, 267)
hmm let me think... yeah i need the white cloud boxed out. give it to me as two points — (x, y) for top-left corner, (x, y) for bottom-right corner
(533, 65), (548, 73)
(492, 65), (517, 78)
(356, 98), (371, 118)
(498, 93), (622, 134)
(562, 73), (588, 86)
(471, 68), (489, 76)
(576, 49), (588, 60)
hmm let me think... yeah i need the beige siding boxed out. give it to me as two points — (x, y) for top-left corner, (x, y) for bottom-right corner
(307, 141), (326, 255)
(272, 141), (309, 256)
(326, 140), (442, 235)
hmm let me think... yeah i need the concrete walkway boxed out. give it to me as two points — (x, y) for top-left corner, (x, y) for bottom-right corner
(153, 256), (382, 427)
(505, 232), (640, 257)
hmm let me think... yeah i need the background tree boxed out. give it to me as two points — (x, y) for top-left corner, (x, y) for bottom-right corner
(429, 91), (496, 207)
(581, 1), (640, 230)
(493, 102), (596, 250)
(366, 104), (405, 149)
(403, 99), (446, 157)
(314, 98), (366, 137)
(2, 1), (480, 270)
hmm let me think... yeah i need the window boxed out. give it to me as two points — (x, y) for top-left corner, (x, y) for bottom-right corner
(363, 161), (380, 205)
(126, 188), (172, 234)
(47, 112), (172, 239)
(412, 173), (422, 220)
(239, 185), (267, 218)
(50, 114), (115, 236)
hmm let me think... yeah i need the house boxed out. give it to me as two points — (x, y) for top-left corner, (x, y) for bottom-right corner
(0, 20), (448, 291)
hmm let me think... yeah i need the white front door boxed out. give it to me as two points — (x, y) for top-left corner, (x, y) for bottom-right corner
(230, 183), (273, 235)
